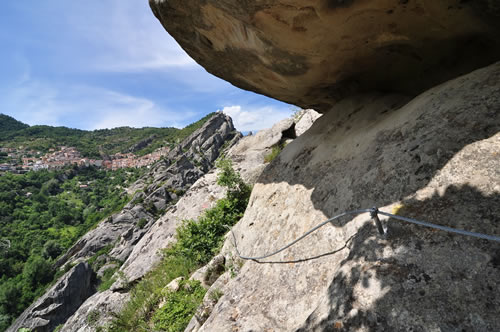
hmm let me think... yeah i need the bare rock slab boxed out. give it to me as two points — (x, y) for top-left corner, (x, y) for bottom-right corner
(7, 263), (94, 332)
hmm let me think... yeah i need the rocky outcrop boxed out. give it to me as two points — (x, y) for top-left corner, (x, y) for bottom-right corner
(195, 62), (500, 331)
(55, 112), (238, 270)
(59, 290), (129, 332)
(58, 110), (320, 331)
(118, 111), (317, 286)
(116, 171), (228, 287)
(294, 109), (322, 137)
(7, 262), (94, 332)
(228, 110), (321, 184)
(127, 134), (156, 153)
(149, 0), (500, 112)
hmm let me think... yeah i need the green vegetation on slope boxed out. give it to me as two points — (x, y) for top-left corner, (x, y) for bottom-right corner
(151, 279), (206, 332)
(0, 114), (29, 134)
(264, 142), (286, 163)
(0, 166), (143, 331)
(107, 159), (251, 332)
(0, 112), (216, 158)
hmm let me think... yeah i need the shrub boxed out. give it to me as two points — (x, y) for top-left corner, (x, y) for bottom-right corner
(151, 280), (206, 332)
(107, 255), (196, 331)
(97, 267), (119, 292)
(87, 309), (101, 326)
(264, 144), (284, 163)
(136, 218), (147, 229)
(169, 197), (244, 265)
(42, 240), (64, 260)
(208, 288), (224, 303)
(87, 244), (113, 268)
(22, 255), (53, 289)
(215, 158), (251, 206)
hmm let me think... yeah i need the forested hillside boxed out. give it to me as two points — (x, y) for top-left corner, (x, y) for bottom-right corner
(0, 166), (143, 330)
(0, 115), (29, 134)
(0, 113), (215, 158)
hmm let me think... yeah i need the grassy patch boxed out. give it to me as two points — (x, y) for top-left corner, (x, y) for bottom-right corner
(264, 143), (285, 163)
(208, 288), (224, 303)
(137, 218), (147, 229)
(87, 244), (113, 267)
(151, 280), (206, 332)
(87, 309), (101, 326)
(97, 266), (120, 292)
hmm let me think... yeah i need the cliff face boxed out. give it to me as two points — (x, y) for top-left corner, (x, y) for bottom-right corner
(6, 263), (94, 332)
(149, 0), (500, 112)
(194, 61), (500, 332)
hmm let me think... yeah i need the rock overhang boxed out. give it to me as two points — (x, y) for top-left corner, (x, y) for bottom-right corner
(150, 0), (500, 113)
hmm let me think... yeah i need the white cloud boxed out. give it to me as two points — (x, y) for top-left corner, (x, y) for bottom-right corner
(3, 80), (187, 130)
(84, 90), (181, 130)
(219, 105), (293, 132)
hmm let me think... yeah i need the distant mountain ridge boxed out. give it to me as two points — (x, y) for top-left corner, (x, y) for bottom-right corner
(0, 113), (216, 158)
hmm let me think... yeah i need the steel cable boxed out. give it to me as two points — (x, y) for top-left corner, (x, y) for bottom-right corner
(378, 211), (500, 243)
(229, 208), (500, 261)
(228, 209), (371, 261)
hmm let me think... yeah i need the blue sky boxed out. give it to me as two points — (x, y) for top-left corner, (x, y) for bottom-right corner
(0, 1), (294, 132)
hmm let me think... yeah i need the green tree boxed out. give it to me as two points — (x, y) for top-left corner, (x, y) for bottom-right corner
(42, 240), (64, 260)
(22, 255), (53, 289)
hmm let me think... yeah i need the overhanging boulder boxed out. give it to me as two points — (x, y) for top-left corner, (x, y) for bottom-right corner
(150, 0), (500, 112)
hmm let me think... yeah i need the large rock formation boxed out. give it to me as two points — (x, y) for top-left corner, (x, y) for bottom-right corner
(194, 62), (500, 331)
(149, 5), (500, 328)
(7, 263), (94, 332)
(149, 0), (500, 112)
(58, 110), (320, 331)
(54, 112), (239, 270)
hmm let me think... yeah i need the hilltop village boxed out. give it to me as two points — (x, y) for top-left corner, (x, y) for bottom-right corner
(0, 145), (170, 173)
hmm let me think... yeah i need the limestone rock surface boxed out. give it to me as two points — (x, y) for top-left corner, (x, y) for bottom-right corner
(7, 263), (94, 332)
(228, 112), (320, 184)
(59, 290), (129, 332)
(196, 62), (500, 331)
(117, 171), (228, 286)
(150, 0), (500, 112)
(294, 109), (322, 137)
(116, 111), (315, 286)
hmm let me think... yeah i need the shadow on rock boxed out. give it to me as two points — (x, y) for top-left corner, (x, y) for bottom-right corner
(257, 63), (499, 230)
(297, 184), (500, 331)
